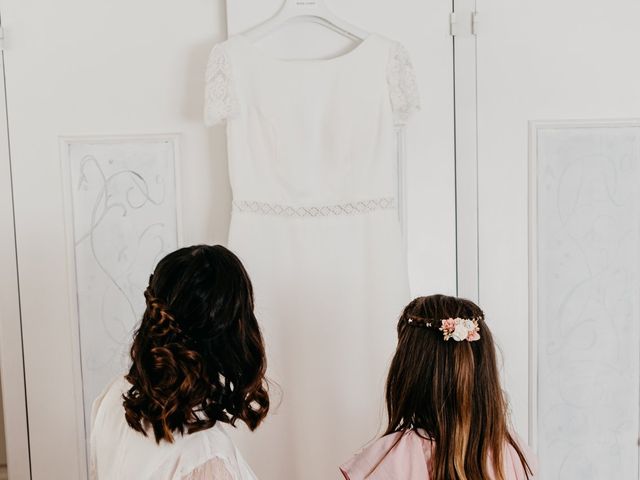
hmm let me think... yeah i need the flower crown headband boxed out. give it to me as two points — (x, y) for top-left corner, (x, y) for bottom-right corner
(407, 316), (482, 342)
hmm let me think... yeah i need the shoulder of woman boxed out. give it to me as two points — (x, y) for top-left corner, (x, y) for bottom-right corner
(340, 430), (432, 480)
(504, 431), (539, 479)
(152, 423), (242, 480)
(181, 423), (240, 465)
(91, 376), (129, 427)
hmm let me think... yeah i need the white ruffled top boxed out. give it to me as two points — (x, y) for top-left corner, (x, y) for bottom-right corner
(90, 376), (257, 480)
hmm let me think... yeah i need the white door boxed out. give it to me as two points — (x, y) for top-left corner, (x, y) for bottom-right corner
(2, 0), (457, 478)
(1, 0), (231, 477)
(474, 0), (640, 477)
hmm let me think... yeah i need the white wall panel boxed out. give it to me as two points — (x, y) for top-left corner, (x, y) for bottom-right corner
(61, 136), (180, 452)
(532, 122), (640, 479)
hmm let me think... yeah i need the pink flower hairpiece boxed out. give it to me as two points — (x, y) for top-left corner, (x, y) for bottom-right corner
(407, 316), (481, 342)
(439, 317), (481, 342)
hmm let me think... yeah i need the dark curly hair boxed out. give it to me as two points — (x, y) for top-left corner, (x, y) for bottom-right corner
(123, 245), (269, 443)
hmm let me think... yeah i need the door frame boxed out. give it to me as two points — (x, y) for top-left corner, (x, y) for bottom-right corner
(0, 39), (32, 480)
(452, 0), (479, 302)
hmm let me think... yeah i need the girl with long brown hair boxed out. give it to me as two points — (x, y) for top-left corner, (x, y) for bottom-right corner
(90, 245), (269, 480)
(340, 294), (537, 480)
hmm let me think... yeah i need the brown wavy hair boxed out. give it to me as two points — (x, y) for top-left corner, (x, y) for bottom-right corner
(385, 294), (532, 480)
(123, 245), (269, 443)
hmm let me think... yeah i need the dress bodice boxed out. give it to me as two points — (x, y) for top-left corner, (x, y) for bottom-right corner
(205, 34), (419, 215)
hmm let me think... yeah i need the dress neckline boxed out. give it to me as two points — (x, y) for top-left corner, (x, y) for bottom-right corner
(234, 33), (377, 66)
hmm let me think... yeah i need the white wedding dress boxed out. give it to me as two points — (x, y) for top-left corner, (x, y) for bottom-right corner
(205, 33), (419, 480)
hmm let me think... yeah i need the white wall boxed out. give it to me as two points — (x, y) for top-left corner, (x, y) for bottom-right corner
(2, 0), (229, 477)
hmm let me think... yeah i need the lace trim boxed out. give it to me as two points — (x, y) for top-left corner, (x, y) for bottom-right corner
(204, 44), (239, 126)
(233, 198), (397, 217)
(387, 42), (421, 126)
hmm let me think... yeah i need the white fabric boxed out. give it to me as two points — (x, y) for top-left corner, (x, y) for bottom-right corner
(180, 458), (235, 480)
(205, 45), (240, 126)
(387, 42), (420, 126)
(90, 377), (257, 480)
(204, 34), (419, 480)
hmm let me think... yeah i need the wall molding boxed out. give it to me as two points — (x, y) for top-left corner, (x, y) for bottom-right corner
(59, 133), (183, 477)
(527, 117), (640, 451)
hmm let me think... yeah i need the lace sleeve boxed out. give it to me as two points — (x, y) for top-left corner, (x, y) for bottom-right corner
(181, 457), (236, 480)
(387, 42), (421, 126)
(204, 44), (240, 126)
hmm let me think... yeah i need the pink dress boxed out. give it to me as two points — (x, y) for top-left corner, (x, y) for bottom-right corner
(340, 429), (538, 480)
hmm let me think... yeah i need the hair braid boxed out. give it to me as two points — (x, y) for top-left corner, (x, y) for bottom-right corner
(124, 283), (216, 442)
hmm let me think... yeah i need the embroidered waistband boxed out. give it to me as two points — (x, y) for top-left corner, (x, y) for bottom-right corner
(232, 198), (397, 217)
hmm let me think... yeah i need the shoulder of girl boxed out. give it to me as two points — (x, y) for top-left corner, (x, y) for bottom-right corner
(340, 430), (432, 480)
(506, 431), (539, 479)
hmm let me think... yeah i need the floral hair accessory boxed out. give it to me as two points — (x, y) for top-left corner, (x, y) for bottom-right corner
(406, 315), (482, 342)
(439, 317), (481, 342)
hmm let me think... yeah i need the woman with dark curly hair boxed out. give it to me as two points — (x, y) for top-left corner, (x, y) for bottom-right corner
(90, 245), (270, 480)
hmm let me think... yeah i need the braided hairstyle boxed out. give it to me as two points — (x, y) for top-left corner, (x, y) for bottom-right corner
(123, 245), (269, 443)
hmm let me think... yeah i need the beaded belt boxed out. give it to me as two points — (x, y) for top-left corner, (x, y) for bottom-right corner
(232, 197), (397, 217)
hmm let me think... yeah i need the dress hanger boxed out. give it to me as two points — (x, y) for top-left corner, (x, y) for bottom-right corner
(243, 0), (369, 43)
